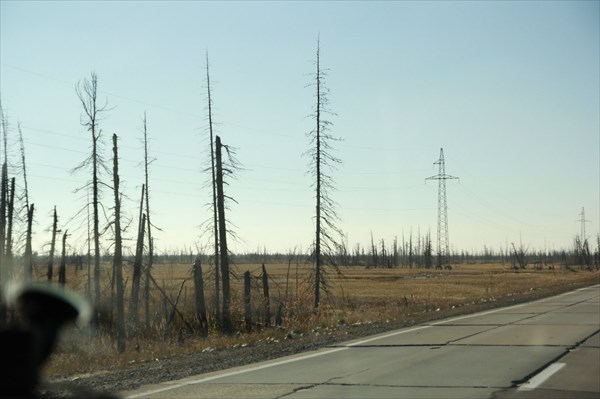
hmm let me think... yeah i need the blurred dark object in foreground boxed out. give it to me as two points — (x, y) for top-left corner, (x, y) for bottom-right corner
(0, 282), (115, 398)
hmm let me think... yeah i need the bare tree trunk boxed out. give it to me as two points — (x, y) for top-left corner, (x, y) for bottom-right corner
(3, 177), (15, 279)
(58, 230), (67, 286)
(76, 72), (108, 327)
(112, 134), (126, 352)
(142, 112), (154, 330)
(148, 273), (194, 334)
(193, 258), (208, 337)
(262, 264), (271, 327)
(244, 270), (251, 332)
(24, 204), (34, 280)
(314, 44), (322, 310)
(370, 231), (377, 267)
(215, 136), (231, 333)
(129, 185), (146, 329)
(205, 54), (220, 326)
(47, 207), (58, 281)
(0, 163), (7, 275)
(92, 129), (101, 320)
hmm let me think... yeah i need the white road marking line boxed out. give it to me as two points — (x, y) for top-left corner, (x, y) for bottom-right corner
(517, 362), (565, 391)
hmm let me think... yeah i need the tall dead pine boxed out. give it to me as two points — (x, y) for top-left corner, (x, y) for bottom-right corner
(305, 39), (342, 309)
(142, 112), (154, 331)
(75, 72), (108, 324)
(205, 54), (220, 325)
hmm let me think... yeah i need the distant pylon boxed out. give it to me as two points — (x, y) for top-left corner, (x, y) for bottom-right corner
(426, 148), (459, 268)
(577, 207), (590, 241)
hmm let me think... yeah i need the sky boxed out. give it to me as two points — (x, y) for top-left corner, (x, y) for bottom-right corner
(0, 1), (598, 257)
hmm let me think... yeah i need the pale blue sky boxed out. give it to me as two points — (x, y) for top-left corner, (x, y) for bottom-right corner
(1, 1), (598, 256)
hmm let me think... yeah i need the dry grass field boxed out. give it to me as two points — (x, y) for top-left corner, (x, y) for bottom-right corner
(42, 261), (600, 379)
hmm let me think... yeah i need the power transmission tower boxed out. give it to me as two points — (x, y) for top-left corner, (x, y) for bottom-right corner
(426, 148), (459, 268)
(577, 207), (590, 241)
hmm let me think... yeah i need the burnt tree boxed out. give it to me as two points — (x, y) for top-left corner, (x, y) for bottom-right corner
(111, 134), (126, 352)
(129, 185), (146, 328)
(193, 258), (208, 337)
(47, 207), (58, 281)
(58, 230), (67, 286)
(205, 53), (221, 324)
(75, 72), (109, 322)
(305, 38), (343, 309)
(215, 136), (231, 333)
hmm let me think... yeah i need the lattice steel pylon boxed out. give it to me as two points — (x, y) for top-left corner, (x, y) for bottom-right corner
(426, 148), (459, 268)
(577, 207), (590, 242)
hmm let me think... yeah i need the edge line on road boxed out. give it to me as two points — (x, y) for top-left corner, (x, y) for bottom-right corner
(517, 362), (565, 391)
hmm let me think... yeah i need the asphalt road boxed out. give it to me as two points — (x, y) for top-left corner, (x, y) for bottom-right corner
(123, 284), (600, 399)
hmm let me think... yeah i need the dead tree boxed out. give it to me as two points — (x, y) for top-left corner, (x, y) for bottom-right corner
(5, 178), (14, 269)
(369, 232), (377, 267)
(75, 72), (109, 322)
(147, 273), (194, 334)
(24, 204), (34, 280)
(424, 231), (433, 269)
(47, 207), (58, 281)
(0, 163), (6, 278)
(0, 104), (6, 281)
(262, 264), (271, 327)
(111, 134), (126, 352)
(244, 270), (251, 332)
(58, 230), (67, 286)
(511, 242), (527, 270)
(193, 258), (208, 337)
(305, 38), (343, 309)
(215, 136), (231, 333)
(141, 112), (155, 330)
(129, 185), (146, 328)
(205, 53), (220, 324)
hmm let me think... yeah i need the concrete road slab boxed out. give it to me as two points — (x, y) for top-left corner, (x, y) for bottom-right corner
(331, 346), (566, 388)
(492, 387), (600, 399)
(497, 306), (564, 314)
(453, 324), (596, 346)
(340, 325), (496, 346)
(537, 348), (600, 393)
(582, 332), (600, 348)
(551, 303), (600, 314)
(493, 347), (600, 399)
(434, 312), (537, 326)
(516, 311), (599, 326)
(288, 385), (498, 399)
(198, 345), (565, 388)
(124, 383), (304, 399)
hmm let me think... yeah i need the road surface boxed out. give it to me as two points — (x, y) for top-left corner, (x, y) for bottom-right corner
(123, 284), (600, 399)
